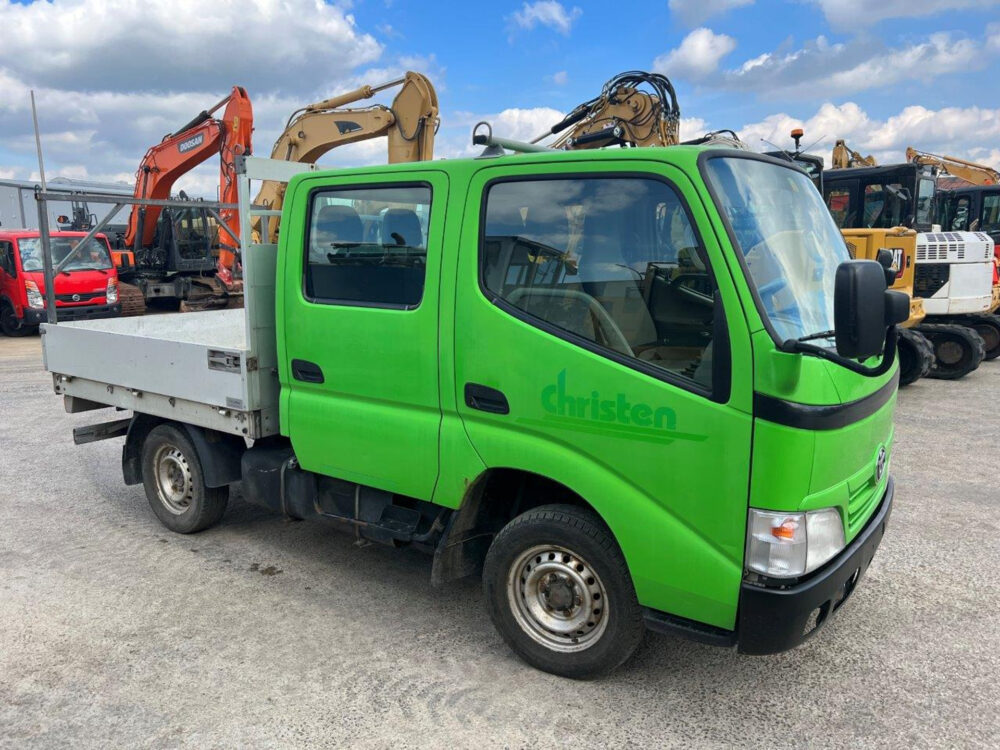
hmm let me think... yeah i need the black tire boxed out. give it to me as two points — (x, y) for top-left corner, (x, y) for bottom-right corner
(0, 302), (37, 337)
(897, 328), (934, 386)
(140, 424), (228, 533)
(483, 504), (644, 679)
(920, 323), (985, 380)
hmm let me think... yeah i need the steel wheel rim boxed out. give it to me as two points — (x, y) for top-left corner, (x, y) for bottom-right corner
(507, 544), (609, 653)
(153, 444), (194, 515)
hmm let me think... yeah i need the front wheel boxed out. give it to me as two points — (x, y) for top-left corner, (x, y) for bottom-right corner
(483, 504), (644, 679)
(0, 303), (37, 337)
(140, 424), (228, 533)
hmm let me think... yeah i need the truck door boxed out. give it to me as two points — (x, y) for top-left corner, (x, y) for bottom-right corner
(281, 171), (448, 501)
(452, 163), (754, 627)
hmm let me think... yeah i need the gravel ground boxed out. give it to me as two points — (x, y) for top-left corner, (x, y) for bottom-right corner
(1, 331), (998, 749)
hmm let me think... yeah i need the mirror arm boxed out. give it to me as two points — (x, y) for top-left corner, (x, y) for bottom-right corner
(781, 326), (899, 377)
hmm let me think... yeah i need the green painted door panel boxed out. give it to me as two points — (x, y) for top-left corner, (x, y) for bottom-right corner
(279, 170), (449, 500)
(452, 160), (754, 629)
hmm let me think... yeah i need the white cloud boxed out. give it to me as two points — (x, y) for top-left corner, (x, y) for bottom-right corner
(668, 0), (754, 26)
(653, 28), (737, 81)
(0, 0), (381, 96)
(988, 22), (1000, 51)
(738, 102), (1000, 169)
(552, 71), (569, 85)
(721, 32), (982, 97)
(811, 0), (1000, 29)
(509, 1), (582, 34)
(0, 51), (447, 196)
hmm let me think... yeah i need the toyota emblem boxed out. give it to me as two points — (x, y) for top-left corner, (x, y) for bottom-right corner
(71, 293), (81, 302)
(875, 446), (887, 483)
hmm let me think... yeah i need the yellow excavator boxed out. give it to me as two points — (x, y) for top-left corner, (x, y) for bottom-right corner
(253, 71), (439, 243)
(831, 139), (877, 169)
(905, 147), (999, 186)
(531, 71), (681, 149)
(825, 140), (1000, 378)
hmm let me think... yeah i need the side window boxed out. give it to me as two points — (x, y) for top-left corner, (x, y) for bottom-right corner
(825, 188), (852, 227)
(304, 184), (431, 308)
(481, 177), (720, 391)
(0, 242), (13, 277)
(982, 194), (1000, 233)
(915, 178), (935, 228)
(949, 196), (971, 231)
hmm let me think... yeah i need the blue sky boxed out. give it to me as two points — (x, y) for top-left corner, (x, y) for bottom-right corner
(0, 0), (998, 194)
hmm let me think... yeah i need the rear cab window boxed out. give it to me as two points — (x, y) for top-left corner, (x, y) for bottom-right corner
(480, 175), (723, 394)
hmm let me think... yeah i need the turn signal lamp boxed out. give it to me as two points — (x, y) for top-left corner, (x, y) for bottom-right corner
(747, 508), (845, 578)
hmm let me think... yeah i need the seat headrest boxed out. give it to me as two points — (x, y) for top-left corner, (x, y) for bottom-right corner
(315, 204), (363, 244)
(381, 209), (424, 247)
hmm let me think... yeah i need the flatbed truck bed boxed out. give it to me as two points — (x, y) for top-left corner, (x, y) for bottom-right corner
(43, 308), (278, 438)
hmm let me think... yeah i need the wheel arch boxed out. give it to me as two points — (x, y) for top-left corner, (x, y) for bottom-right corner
(123, 415), (245, 488)
(431, 467), (605, 586)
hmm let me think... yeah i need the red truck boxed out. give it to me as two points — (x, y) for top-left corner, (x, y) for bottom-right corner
(0, 230), (121, 336)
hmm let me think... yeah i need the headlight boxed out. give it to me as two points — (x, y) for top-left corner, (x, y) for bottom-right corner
(24, 280), (45, 309)
(747, 507), (845, 578)
(106, 278), (119, 304)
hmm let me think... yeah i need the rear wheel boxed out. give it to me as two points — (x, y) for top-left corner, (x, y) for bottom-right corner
(483, 504), (644, 679)
(920, 324), (985, 380)
(0, 303), (36, 337)
(140, 424), (228, 533)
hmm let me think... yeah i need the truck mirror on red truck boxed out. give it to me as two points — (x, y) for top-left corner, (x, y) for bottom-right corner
(43, 151), (899, 678)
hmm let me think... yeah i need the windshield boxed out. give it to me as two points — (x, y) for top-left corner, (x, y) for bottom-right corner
(17, 237), (114, 272)
(704, 156), (850, 343)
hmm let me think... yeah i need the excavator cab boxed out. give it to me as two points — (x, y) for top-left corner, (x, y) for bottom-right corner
(146, 206), (216, 274)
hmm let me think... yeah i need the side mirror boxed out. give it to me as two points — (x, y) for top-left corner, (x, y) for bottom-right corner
(875, 248), (898, 286)
(834, 260), (893, 360)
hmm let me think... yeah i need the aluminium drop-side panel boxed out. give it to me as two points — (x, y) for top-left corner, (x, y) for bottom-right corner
(42, 309), (253, 410)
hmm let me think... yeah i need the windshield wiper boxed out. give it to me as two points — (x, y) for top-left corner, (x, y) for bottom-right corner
(795, 329), (835, 342)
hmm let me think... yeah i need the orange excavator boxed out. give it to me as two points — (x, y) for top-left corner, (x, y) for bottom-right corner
(115, 86), (253, 313)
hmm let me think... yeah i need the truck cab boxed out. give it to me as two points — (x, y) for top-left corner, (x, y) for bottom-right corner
(0, 229), (120, 336)
(44, 150), (906, 677)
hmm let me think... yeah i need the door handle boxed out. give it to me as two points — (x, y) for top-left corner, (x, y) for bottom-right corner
(464, 383), (509, 415)
(291, 359), (325, 384)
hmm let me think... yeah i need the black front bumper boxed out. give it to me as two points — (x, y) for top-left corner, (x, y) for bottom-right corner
(25, 303), (121, 325)
(736, 477), (894, 655)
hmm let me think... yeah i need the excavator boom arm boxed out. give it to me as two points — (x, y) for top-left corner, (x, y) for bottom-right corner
(831, 139), (877, 169)
(124, 86), (253, 259)
(905, 147), (999, 186)
(254, 72), (438, 243)
(542, 71), (680, 150)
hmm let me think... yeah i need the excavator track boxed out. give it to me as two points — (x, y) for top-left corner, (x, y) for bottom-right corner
(917, 324), (986, 380)
(178, 276), (243, 313)
(953, 314), (1000, 361)
(896, 327), (934, 386)
(117, 282), (147, 317)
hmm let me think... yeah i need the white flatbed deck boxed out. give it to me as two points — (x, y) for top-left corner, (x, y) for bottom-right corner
(43, 308), (279, 438)
(39, 158), (316, 440)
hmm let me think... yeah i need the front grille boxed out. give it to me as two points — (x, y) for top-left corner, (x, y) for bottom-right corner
(56, 291), (102, 303)
(847, 483), (880, 537)
(914, 263), (949, 298)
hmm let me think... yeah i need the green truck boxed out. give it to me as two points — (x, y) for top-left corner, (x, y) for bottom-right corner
(42, 149), (907, 677)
